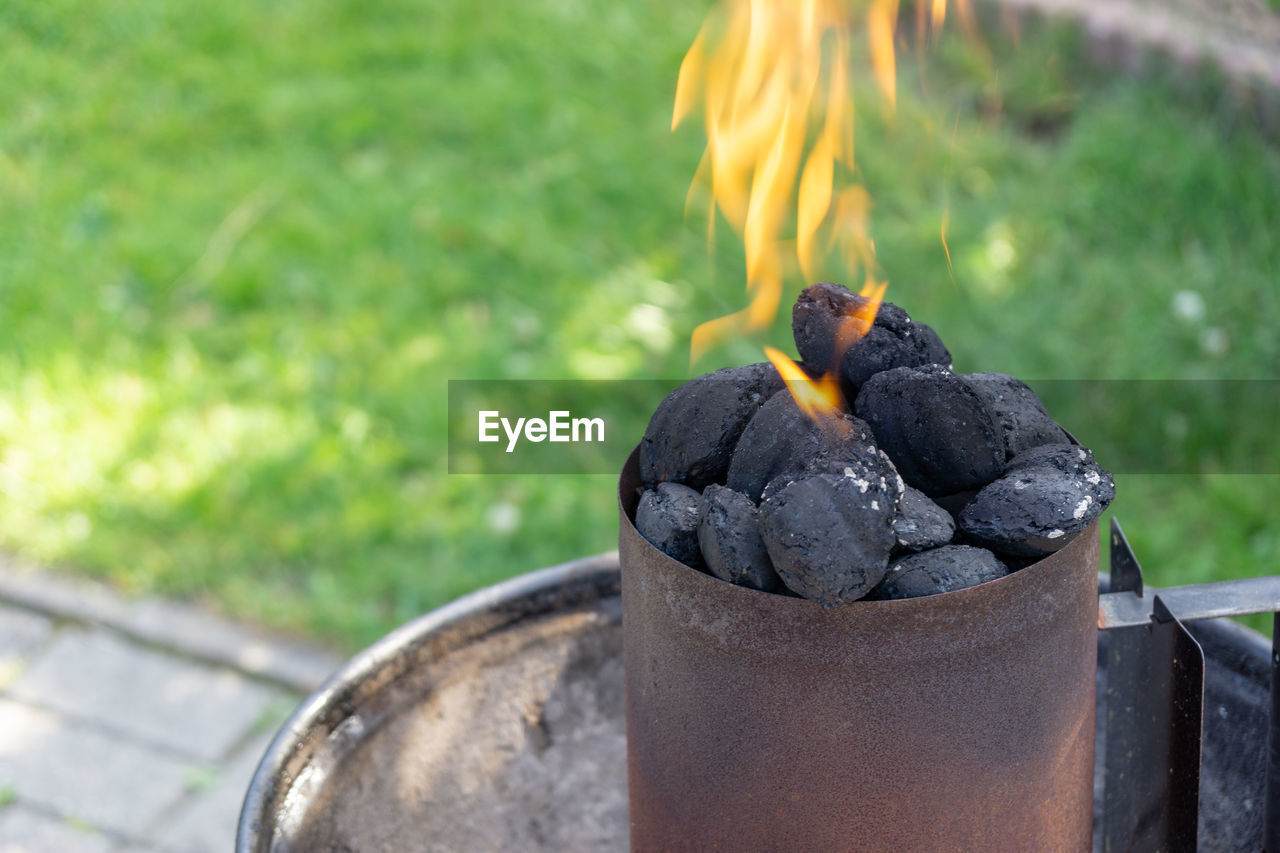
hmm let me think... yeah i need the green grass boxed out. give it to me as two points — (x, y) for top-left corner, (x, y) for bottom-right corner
(1, 3), (1278, 649)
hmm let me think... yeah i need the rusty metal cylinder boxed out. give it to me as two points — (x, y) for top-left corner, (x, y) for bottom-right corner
(619, 447), (1099, 852)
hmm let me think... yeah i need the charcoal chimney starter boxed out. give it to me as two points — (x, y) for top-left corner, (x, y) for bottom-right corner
(619, 446), (1100, 851)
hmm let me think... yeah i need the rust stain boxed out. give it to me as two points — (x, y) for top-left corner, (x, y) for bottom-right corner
(620, 447), (1098, 852)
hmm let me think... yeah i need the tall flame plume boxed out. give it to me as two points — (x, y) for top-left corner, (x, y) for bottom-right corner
(675, 0), (965, 369)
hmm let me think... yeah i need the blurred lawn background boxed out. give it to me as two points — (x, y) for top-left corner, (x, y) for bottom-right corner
(2, 1), (1277, 650)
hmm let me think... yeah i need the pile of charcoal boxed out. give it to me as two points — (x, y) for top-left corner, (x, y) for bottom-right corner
(634, 281), (1115, 604)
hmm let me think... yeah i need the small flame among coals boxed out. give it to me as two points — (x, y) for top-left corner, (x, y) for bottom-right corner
(675, 0), (964, 380)
(763, 277), (883, 425)
(833, 277), (887, 365)
(763, 345), (844, 422)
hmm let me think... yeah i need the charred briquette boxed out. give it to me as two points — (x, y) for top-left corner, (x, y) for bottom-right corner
(725, 389), (873, 501)
(697, 485), (782, 592)
(962, 372), (1071, 460)
(892, 486), (956, 553)
(791, 281), (870, 374)
(1004, 443), (1111, 477)
(854, 364), (1005, 497)
(758, 467), (897, 606)
(759, 445), (906, 505)
(791, 282), (950, 393)
(866, 545), (1009, 600)
(842, 302), (952, 391)
(639, 362), (783, 490)
(958, 444), (1116, 558)
(635, 483), (705, 570)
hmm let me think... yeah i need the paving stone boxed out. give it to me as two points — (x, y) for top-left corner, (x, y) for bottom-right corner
(8, 630), (284, 763)
(151, 733), (275, 853)
(0, 604), (53, 661)
(123, 598), (340, 692)
(0, 557), (341, 692)
(0, 806), (113, 853)
(0, 699), (190, 838)
(0, 605), (54, 689)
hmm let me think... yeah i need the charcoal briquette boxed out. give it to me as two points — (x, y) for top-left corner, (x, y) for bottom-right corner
(726, 389), (874, 501)
(1004, 443), (1107, 477)
(697, 485), (782, 592)
(854, 364), (1005, 496)
(636, 482), (705, 569)
(639, 362), (784, 490)
(867, 545), (1009, 600)
(892, 486), (956, 552)
(962, 372), (1071, 460)
(791, 282), (951, 393)
(758, 467), (897, 605)
(759, 445), (905, 505)
(958, 444), (1116, 557)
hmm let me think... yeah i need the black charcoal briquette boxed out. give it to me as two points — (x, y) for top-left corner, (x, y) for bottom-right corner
(962, 372), (1071, 460)
(726, 389), (874, 501)
(639, 362), (784, 490)
(758, 467), (897, 606)
(854, 364), (1005, 496)
(867, 545), (1009, 600)
(635, 482), (705, 569)
(697, 485), (782, 592)
(758, 443), (904, 505)
(958, 444), (1116, 558)
(892, 486), (956, 552)
(791, 282), (950, 393)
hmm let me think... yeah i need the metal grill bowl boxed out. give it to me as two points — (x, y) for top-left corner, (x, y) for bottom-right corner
(237, 552), (1268, 852)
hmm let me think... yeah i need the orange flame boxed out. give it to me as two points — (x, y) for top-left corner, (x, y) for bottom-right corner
(676, 0), (959, 370)
(931, 0), (948, 32)
(764, 346), (844, 421)
(843, 277), (888, 346)
(677, 0), (870, 365)
(867, 0), (899, 111)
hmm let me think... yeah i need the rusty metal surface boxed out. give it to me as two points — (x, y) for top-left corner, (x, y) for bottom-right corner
(620, 447), (1100, 852)
(234, 549), (1277, 851)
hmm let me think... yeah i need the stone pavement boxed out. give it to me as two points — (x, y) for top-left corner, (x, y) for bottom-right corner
(0, 557), (344, 852)
(1003, 0), (1280, 91)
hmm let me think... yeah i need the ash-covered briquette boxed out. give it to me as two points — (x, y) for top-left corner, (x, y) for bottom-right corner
(758, 461), (898, 605)
(855, 364), (1005, 497)
(635, 483), (705, 570)
(892, 486), (956, 552)
(697, 485), (782, 592)
(791, 282), (951, 393)
(639, 362), (783, 490)
(725, 389), (874, 501)
(867, 545), (1009, 600)
(958, 444), (1116, 558)
(962, 373), (1071, 460)
(758, 445), (905, 504)
(1004, 443), (1109, 478)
